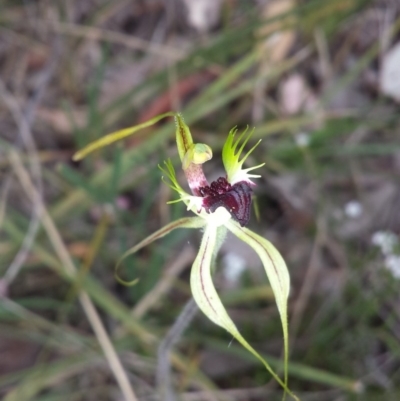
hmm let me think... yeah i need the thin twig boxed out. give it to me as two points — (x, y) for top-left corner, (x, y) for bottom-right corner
(1, 297), (89, 351)
(44, 19), (185, 60)
(0, 37), (59, 285)
(289, 217), (324, 342)
(0, 80), (43, 286)
(9, 150), (139, 401)
(0, 176), (11, 233)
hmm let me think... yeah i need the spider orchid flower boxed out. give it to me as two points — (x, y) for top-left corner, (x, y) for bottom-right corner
(73, 112), (296, 399)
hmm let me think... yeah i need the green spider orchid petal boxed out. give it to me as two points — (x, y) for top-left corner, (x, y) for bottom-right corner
(73, 112), (177, 161)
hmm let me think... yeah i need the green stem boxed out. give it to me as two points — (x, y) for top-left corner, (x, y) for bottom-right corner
(210, 225), (228, 272)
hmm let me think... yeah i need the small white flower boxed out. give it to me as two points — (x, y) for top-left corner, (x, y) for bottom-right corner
(371, 231), (398, 256)
(371, 230), (400, 280)
(294, 132), (310, 147)
(344, 200), (363, 218)
(384, 255), (400, 279)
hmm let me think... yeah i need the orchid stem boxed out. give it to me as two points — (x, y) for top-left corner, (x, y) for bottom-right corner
(156, 298), (198, 401)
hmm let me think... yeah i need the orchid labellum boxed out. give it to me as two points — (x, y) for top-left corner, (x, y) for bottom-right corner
(74, 112), (296, 399)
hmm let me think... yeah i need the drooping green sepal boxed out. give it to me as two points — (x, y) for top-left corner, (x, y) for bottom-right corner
(191, 223), (296, 399)
(226, 219), (293, 398)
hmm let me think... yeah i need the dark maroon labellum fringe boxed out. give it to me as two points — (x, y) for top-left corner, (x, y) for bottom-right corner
(199, 177), (253, 227)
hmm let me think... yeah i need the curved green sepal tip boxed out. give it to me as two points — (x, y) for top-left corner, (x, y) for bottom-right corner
(114, 275), (140, 287)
